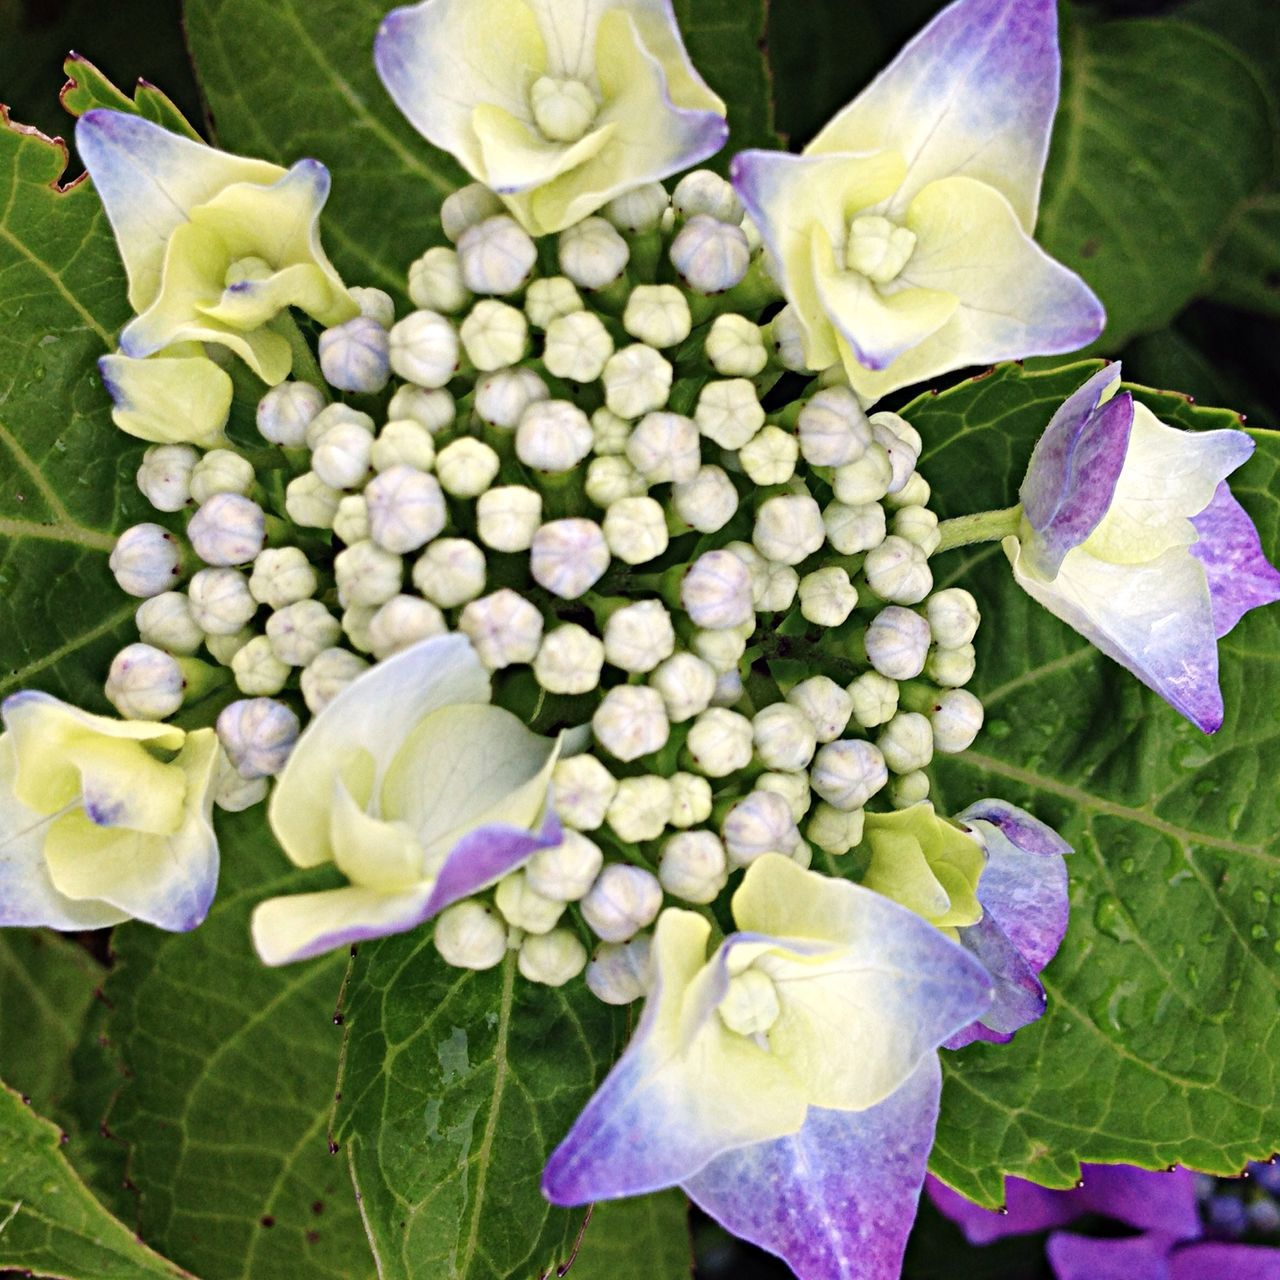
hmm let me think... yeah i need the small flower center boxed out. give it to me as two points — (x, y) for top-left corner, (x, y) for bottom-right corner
(224, 255), (273, 288)
(717, 966), (782, 1038)
(844, 215), (917, 285)
(530, 76), (599, 144)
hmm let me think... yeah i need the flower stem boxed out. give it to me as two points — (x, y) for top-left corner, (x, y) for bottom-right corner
(933, 503), (1023, 554)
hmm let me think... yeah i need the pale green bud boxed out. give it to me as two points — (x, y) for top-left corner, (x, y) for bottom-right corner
(525, 275), (583, 330)
(440, 183), (504, 242)
(602, 344), (673, 418)
(518, 929), (588, 987)
(695, 378), (764, 449)
(214, 755), (269, 813)
(768, 304), (809, 371)
(526, 830), (604, 902)
(627, 411), (702, 484)
(885, 471), (931, 511)
(408, 246), (471, 314)
(460, 299), (529, 371)
(603, 600), (676, 674)
(586, 455), (649, 506)
(137, 443), (198, 512)
(870, 419), (919, 495)
(585, 935), (652, 1005)
(249, 546), (317, 610)
(603, 182), (669, 234)
(650, 652), (717, 723)
(672, 465), (738, 534)
(435, 900), (507, 970)
(603, 495), (669, 564)
(833, 444), (894, 505)
(807, 802), (864, 855)
(332, 495), (371, 546)
(865, 606), (930, 680)
(690, 624), (748, 674)
(372, 420), (436, 474)
(810, 739), (888, 811)
(387, 384), (455, 433)
(110, 523), (181, 598)
(552, 754), (618, 831)
(559, 216), (630, 289)
(543, 310), (614, 382)
(668, 772), (713, 828)
(753, 560), (799, 613)
(204, 626), (254, 666)
(334, 539), (402, 608)
(590, 407), (631, 456)
(798, 387), (871, 468)
(534, 623), (605, 695)
(530, 518), (610, 599)
(687, 707), (754, 777)
(704, 312), (768, 377)
(930, 688), (984, 754)
(681, 549), (754, 630)
(864, 535), (933, 605)
(389, 310), (460, 387)
(926, 643), (977, 688)
(342, 604), (377, 654)
(477, 484), (543, 552)
(847, 670), (900, 729)
(136, 591), (203, 656)
(722, 789), (802, 867)
(301, 646), (369, 714)
(752, 702), (818, 771)
(284, 471), (341, 529)
(889, 770), (931, 808)
(877, 711), (934, 774)
(799, 565), (858, 626)
(366, 465), (448, 554)
(367, 595), (447, 661)
(187, 567), (256, 635)
(739, 424), (798, 486)
(752, 493), (825, 565)
(267, 598), (341, 666)
(670, 214), (749, 293)
(188, 492), (265, 567)
(435, 437), (501, 497)
(892, 505), (941, 555)
(516, 400), (593, 472)
(607, 774), (673, 843)
(787, 675), (854, 743)
(312, 420), (373, 490)
(457, 214), (537, 295)
(659, 830), (728, 904)
(190, 448), (255, 503)
(623, 284), (692, 349)
(256, 381), (325, 447)
(925, 588), (980, 649)
(756, 770), (812, 822)
(476, 366), (549, 430)
(496, 871), (565, 934)
(673, 170), (743, 224)
(412, 537), (486, 607)
(231, 635), (290, 696)
(458, 588), (543, 669)
(592, 684), (670, 762)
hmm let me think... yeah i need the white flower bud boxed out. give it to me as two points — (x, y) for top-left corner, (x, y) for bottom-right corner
(342, 604), (376, 653)
(204, 626), (253, 665)
(363, 466), (446, 554)
(889, 770), (931, 808)
(534, 76), (601, 141)
(626, 411), (701, 484)
(603, 182), (669, 233)
(885, 471), (931, 511)
(585, 457), (646, 508)
(847, 670), (900, 729)
(864, 535), (933, 605)
(516, 400), (593, 473)
(738, 425), (797, 486)
(435, 900), (507, 970)
(530, 518), (610, 599)
(189, 451), (254, 506)
(350, 286), (395, 328)
(601, 601), (674, 674)
(136, 592), (203, 656)
(230, 634), (290, 695)
(673, 169), (743, 223)
(527, 830), (604, 903)
(533, 623), (605, 694)
(587, 407), (628, 457)
(440, 183), (504, 242)
(435, 438), (501, 498)
(592, 684), (669, 761)
(650, 652), (717, 723)
(524, 275), (583, 329)
(768, 304), (810, 371)
(301, 647), (369, 714)
(367, 595), (447, 660)
(217, 697), (300, 778)
(333, 539), (401, 608)
(495, 871), (565, 934)
(110, 523), (181, 598)
(752, 703), (818, 771)
(722, 789), (802, 868)
(623, 285), (692, 349)
(475, 366), (549, 429)
(457, 214), (537, 295)
(311, 421), (373, 491)
(690, 624), (748, 674)
(787, 676), (854, 743)
(714, 668), (744, 705)
(388, 385), (456, 434)
(607, 774), (673, 843)
(672, 465), (738, 534)
(930, 688), (985, 754)
(460, 299), (528, 371)
(670, 214), (750, 293)
(408, 246), (471, 314)
(552, 755), (617, 831)
(603, 495), (668, 564)
(659, 831), (728, 904)
(870, 410), (923, 457)
(687, 707), (753, 777)
(695, 378), (765, 449)
(214, 755), (269, 813)
(543, 310), (614, 382)
(105, 643), (184, 719)
(925, 588), (981, 649)
(458, 589), (543, 669)
(256, 381), (325, 447)
(518, 930), (588, 986)
(668, 772), (713, 827)
(413, 537), (486, 607)
(304, 403), (375, 450)
(585, 935), (652, 1004)
(137, 444), (197, 512)
(473, 485), (539, 553)
(865, 606), (931, 680)
(388, 310), (460, 387)
(318, 316), (390, 393)
(581, 864), (662, 943)
(870, 421), (918, 495)
(892, 506), (941, 556)
(558, 216), (629, 288)
(187, 493), (265, 567)
(823, 500), (886, 556)
(753, 493), (825, 566)
(757, 770), (811, 822)
(807, 802), (865, 855)
(926, 642), (977, 688)
(249, 547), (317, 610)
(284, 472), (341, 529)
(602, 344), (672, 419)
(877, 711), (934, 774)
(680, 549), (754, 630)
(332, 494), (370, 546)
(266, 597), (341, 668)
(705, 313), (767, 377)
(187, 567), (255, 635)
(798, 387), (871, 467)
(810, 739), (888, 810)
(833, 444), (894, 505)
(754, 560), (799, 613)
(798, 566), (858, 626)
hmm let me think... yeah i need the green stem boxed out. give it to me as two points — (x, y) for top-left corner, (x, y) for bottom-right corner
(272, 310), (327, 392)
(933, 503), (1023, 554)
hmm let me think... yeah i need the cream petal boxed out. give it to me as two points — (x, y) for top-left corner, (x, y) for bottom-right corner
(98, 350), (233, 448)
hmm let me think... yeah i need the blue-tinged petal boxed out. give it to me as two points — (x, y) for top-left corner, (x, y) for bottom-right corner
(1190, 482), (1280, 638)
(98, 349), (233, 448)
(807, 0), (1060, 229)
(1047, 1231), (1176, 1280)
(927, 1173), (1077, 1243)
(1171, 1243), (1280, 1280)
(683, 1056), (942, 1280)
(944, 915), (1045, 1049)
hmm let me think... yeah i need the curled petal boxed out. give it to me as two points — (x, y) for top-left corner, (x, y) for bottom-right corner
(98, 348), (233, 448)
(1190, 482), (1280, 639)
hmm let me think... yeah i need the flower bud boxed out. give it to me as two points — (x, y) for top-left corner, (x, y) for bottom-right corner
(585, 455), (648, 506)
(659, 831), (728, 904)
(687, 707), (753, 777)
(602, 344), (672, 418)
(460, 299), (529, 371)
(533, 623), (605, 694)
(930, 688), (985, 753)
(552, 755), (617, 831)
(757, 770), (811, 822)
(810, 739), (888, 811)
(105, 643), (185, 719)
(284, 472), (341, 529)
(475, 366), (549, 429)
(673, 169), (743, 223)
(518, 930), (588, 987)
(388, 310), (460, 387)
(753, 493), (825, 566)
(865, 606), (931, 680)
(877, 711), (934, 774)
(137, 444), (198, 512)
(217, 697), (300, 778)
(440, 183), (505, 242)
(342, 604), (376, 654)
(267, 598), (341, 666)
(388, 385), (456, 433)
(627, 411), (701, 484)
(516, 400), (593, 472)
(187, 567), (256, 635)
(871, 420), (918, 495)
(753, 560), (799, 613)
(607, 774), (673, 842)
(457, 214), (537, 294)
(885, 471), (931, 511)
(435, 900), (507, 970)
(558, 216), (629, 288)
(585, 935), (652, 1004)
(695, 378), (765, 449)
(807, 802), (865, 855)
(473, 485), (541, 553)
(603, 182), (669, 233)
(798, 566), (858, 626)
(136, 592), (203, 656)
(533, 73), (605, 141)
(188, 492), (265, 566)
(864, 535), (933, 605)
(458, 588), (544, 669)
(672, 465), (738, 534)
(110, 523), (181, 598)
(408, 246), (471, 314)
(367, 595), (447, 661)
(681, 549), (754, 630)
(249, 546), (317, 609)
(215, 756), (269, 813)
(526, 830), (604, 902)
(543, 310), (614, 382)
(581, 865), (662, 943)
(312, 421), (374, 490)
(714, 669), (744, 705)
(925, 588), (981, 649)
(601, 601), (674, 674)
(690, 624), (748, 674)
(230, 634), (290, 695)
(204, 626), (253, 665)
(719, 968), (782, 1036)
(334, 540), (402, 608)
(623, 285), (692, 349)
(524, 275), (583, 329)
(603, 495), (668, 564)
(768, 304), (809, 371)
(925, 643), (977, 688)
(495, 871), (565, 934)
(256, 381), (326, 447)
(304, 403), (375, 451)
(892, 505), (941, 556)
(705, 313), (767, 377)
(592, 684), (669, 761)
(586, 407), (628, 457)
(847, 670), (900, 729)
(670, 214), (750, 293)
(318, 316), (390, 393)
(722, 789), (802, 867)
(668, 772), (713, 827)
(351, 286), (396, 328)
(739, 425), (798, 486)
(752, 702), (818, 771)
(413, 537), (486, 607)
(870, 410), (923, 457)
(301, 647), (369, 714)
(833, 444), (893, 505)
(889, 771), (931, 808)
(332, 494), (370, 546)
(365, 465), (447, 554)
(798, 387), (871, 467)
(530, 518), (610, 599)
(787, 675), (854, 743)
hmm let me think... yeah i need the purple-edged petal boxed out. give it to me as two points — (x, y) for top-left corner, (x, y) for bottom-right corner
(1047, 1231), (1176, 1280)
(807, 0), (1061, 228)
(927, 1173), (1079, 1244)
(957, 798), (1073, 858)
(683, 1056), (943, 1280)
(1190, 482), (1280, 638)
(944, 915), (1045, 1048)
(1171, 1243), (1280, 1280)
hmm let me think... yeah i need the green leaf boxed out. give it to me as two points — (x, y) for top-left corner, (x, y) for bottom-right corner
(0, 1083), (194, 1280)
(569, 1192), (693, 1280)
(1203, 194), (1280, 320)
(901, 362), (1280, 1202)
(61, 53), (202, 138)
(102, 807), (376, 1280)
(333, 937), (627, 1280)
